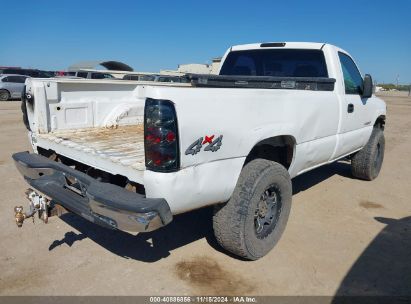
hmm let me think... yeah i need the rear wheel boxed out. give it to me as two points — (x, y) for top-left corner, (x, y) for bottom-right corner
(0, 90), (10, 101)
(351, 127), (385, 181)
(213, 159), (292, 260)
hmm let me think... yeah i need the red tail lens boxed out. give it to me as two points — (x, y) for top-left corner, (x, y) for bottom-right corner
(145, 128), (176, 145)
(166, 131), (176, 143)
(144, 99), (179, 172)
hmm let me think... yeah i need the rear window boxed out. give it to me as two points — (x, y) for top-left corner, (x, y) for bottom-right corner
(220, 49), (328, 77)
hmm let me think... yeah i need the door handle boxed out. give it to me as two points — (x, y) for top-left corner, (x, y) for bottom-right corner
(347, 103), (354, 113)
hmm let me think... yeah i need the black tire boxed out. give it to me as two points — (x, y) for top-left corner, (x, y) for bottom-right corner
(351, 127), (385, 181)
(0, 90), (10, 101)
(213, 159), (292, 260)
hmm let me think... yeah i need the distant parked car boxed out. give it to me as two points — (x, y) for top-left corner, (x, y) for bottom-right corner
(0, 74), (28, 101)
(156, 75), (189, 83)
(0, 68), (52, 78)
(68, 71), (115, 79)
(122, 74), (156, 81)
(38, 70), (56, 78)
(122, 74), (189, 83)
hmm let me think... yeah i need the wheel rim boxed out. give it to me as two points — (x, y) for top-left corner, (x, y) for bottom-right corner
(254, 185), (282, 239)
(0, 92), (8, 100)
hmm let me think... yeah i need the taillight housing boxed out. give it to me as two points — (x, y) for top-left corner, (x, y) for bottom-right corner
(144, 98), (180, 172)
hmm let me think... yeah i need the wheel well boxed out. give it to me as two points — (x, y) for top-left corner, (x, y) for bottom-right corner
(244, 136), (295, 169)
(374, 115), (386, 130)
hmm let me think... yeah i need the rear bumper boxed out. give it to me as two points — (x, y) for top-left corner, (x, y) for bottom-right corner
(12, 151), (173, 233)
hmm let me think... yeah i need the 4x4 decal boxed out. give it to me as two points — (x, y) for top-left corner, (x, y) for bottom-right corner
(185, 135), (223, 155)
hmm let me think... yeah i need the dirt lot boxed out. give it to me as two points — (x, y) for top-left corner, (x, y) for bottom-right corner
(0, 93), (410, 297)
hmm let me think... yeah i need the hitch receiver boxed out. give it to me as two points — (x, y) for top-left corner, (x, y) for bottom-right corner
(13, 188), (57, 227)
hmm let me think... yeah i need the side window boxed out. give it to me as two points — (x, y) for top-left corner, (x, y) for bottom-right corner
(91, 73), (113, 79)
(338, 52), (363, 95)
(2, 77), (8, 82)
(77, 72), (88, 78)
(124, 75), (140, 80)
(15, 76), (27, 83)
(140, 75), (155, 81)
(7, 76), (20, 83)
(128, 75), (140, 80)
(91, 73), (104, 79)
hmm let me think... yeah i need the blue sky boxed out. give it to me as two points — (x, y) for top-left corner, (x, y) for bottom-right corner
(1, 0), (410, 83)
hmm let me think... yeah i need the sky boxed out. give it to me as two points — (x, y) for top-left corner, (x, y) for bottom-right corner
(1, 0), (410, 83)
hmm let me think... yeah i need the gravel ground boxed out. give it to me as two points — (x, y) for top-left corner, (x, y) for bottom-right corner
(0, 93), (410, 297)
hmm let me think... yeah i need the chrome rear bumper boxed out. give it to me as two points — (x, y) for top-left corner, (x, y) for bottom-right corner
(12, 151), (173, 234)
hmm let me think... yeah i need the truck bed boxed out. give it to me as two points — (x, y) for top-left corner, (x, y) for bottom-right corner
(37, 124), (146, 174)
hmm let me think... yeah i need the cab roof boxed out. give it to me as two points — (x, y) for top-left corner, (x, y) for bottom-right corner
(231, 42), (327, 51)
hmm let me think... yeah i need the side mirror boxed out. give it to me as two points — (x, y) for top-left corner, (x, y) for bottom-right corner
(362, 74), (373, 98)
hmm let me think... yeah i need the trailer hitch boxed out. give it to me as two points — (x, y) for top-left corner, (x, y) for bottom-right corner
(14, 188), (67, 227)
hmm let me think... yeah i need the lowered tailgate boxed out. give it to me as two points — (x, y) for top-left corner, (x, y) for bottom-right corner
(36, 124), (146, 183)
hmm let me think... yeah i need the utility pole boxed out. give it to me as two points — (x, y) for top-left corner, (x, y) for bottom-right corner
(396, 74), (399, 89)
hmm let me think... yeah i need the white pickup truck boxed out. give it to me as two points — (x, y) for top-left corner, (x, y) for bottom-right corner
(13, 42), (386, 260)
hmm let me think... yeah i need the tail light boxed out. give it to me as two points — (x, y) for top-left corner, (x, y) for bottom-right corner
(144, 98), (179, 172)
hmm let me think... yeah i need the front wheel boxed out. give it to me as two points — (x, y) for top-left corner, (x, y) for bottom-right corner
(0, 90), (10, 101)
(351, 127), (385, 181)
(213, 159), (292, 260)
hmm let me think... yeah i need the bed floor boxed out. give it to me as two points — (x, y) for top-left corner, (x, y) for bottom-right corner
(37, 124), (146, 171)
